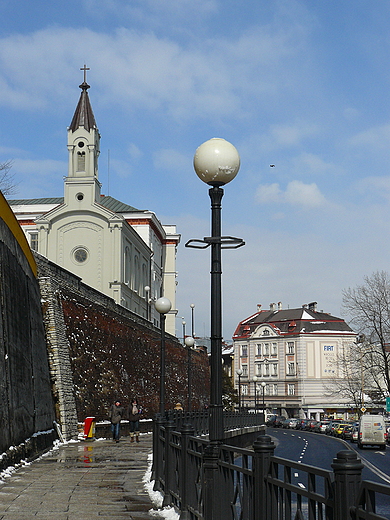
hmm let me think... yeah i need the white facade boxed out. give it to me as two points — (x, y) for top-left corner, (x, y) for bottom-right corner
(9, 78), (179, 334)
(233, 302), (357, 419)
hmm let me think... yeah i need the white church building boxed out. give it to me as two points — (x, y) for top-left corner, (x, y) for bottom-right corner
(9, 73), (180, 335)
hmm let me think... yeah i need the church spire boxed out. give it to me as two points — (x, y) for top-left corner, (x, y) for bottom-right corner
(69, 65), (97, 132)
(66, 66), (101, 193)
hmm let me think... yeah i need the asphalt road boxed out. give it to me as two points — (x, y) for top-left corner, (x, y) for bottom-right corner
(268, 426), (390, 518)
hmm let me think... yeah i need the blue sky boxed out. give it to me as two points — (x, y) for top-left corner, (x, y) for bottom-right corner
(2, 0), (390, 339)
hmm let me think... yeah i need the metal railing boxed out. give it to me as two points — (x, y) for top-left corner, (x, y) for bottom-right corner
(152, 412), (390, 520)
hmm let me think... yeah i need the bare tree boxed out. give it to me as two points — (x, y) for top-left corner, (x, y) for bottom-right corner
(342, 271), (390, 403)
(0, 161), (18, 197)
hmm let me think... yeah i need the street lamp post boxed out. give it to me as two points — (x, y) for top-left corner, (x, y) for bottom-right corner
(190, 303), (195, 338)
(236, 368), (243, 413)
(182, 319), (186, 344)
(252, 375), (258, 412)
(185, 336), (195, 411)
(144, 285), (150, 321)
(155, 297), (172, 415)
(261, 381), (266, 421)
(186, 138), (244, 443)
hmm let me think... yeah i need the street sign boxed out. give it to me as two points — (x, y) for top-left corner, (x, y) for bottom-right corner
(360, 407), (366, 413)
(386, 397), (390, 412)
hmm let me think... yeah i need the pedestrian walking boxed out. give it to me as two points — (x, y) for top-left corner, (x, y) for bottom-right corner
(127, 398), (142, 442)
(109, 400), (124, 442)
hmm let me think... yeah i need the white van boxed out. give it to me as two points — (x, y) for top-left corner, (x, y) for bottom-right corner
(358, 415), (387, 450)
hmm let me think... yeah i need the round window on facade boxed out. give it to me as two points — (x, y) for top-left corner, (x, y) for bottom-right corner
(76, 193), (84, 201)
(73, 247), (88, 264)
(78, 141), (85, 148)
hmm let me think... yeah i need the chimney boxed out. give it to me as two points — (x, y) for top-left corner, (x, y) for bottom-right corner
(308, 301), (317, 312)
(270, 303), (276, 311)
(278, 301), (282, 311)
(257, 304), (262, 312)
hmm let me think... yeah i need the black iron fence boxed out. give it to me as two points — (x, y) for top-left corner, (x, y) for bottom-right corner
(152, 412), (390, 520)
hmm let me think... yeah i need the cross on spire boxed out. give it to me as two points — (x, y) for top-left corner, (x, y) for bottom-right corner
(80, 64), (90, 83)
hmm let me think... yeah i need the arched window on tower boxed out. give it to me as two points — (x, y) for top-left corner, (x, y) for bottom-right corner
(77, 151), (86, 171)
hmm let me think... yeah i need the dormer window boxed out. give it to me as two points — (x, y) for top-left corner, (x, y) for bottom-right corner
(263, 329), (270, 336)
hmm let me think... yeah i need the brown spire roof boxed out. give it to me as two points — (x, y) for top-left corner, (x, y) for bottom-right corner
(69, 80), (97, 132)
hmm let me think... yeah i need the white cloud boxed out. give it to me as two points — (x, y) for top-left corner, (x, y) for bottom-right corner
(255, 180), (326, 208)
(285, 180), (326, 206)
(349, 124), (390, 150)
(153, 149), (189, 174)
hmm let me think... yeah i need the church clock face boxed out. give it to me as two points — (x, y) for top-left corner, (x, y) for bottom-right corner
(73, 247), (88, 264)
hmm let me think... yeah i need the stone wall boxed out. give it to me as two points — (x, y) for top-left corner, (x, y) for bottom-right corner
(0, 219), (55, 456)
(35, 253), (210, 434)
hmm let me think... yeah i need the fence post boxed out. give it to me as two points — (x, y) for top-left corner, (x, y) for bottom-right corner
(163, 420), (175, 507)
(252, 435), (276, 520)
(153, 414), (165, 492)
(203, 441), (221, 520)
(179, 423), (195, 520)
(331, 450), (363, 520)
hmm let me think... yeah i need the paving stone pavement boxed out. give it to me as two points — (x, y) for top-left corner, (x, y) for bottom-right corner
(0, 433), (162, 519)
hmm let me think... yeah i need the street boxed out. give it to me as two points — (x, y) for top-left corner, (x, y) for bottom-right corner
(268, 427), (390, 518)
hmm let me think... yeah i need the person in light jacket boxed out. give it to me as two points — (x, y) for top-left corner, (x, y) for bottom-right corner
(109, 400), (124, 443)
(127, 398), (142, 442)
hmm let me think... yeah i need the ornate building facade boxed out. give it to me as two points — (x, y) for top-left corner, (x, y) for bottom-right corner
(233, 301), (356, 420)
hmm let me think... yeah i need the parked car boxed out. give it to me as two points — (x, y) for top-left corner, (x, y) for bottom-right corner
(351, 425), (359, 443)
(295, 419), (309, 430)
(333, 423), (350, 437)
(266, 415), (285, 428)
(341, 425), (353, 440)
(287, 418), (298, 429)
(358, 415), (387, 450)
(304, 420), (320, 432)
(318, 420), (331, 433)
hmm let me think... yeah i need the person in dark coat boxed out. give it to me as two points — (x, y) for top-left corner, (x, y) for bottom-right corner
(127, 398), (142, 442)
(109, 400), (124, 442)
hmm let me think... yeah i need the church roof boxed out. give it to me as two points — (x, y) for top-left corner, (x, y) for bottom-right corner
(69, 81), (97, 132)
(8, 195), (142, 213)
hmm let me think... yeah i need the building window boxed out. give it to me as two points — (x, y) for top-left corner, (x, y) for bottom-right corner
(288, 362), (295, 376)
(264, 343), (269, 356)
(272, 343), (277, 356)
(242, 384), (248, 395)
(30, 232), (38, 251)
(73, 247), (88, 263)
(273, 384), (278, 396)
(263, 329), (270, 336)
(264, 362), (270, 376)
(256, 364), (261, 377)
(256, 344), (262, 356)
(272, 363), (278, 376)
(242, 365), (248, 377)
(77, 150), (86, 171)
(287, 342), (295, 354)
(288, 384), (295, 396)
(241, 345), (248, 357)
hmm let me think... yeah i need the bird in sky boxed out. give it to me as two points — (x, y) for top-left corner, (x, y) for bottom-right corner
(270, 164), (275, 167)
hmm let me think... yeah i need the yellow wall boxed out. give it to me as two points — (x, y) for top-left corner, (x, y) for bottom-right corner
(0, 191), (37, 276)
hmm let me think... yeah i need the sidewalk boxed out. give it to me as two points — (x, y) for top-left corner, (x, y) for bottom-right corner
(0, 433), (166, 520)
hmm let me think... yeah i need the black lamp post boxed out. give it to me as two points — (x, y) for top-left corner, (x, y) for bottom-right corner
(186, 138), (244, 443)
(236, 368), (243, 413)
(252, 375), (258, 412)
(155, 296), (172, 415)
(261, 381), (266, 420)
(185, 336), (195, 411)
(190, 303), (195, 338)
(182, 319), (186, 344)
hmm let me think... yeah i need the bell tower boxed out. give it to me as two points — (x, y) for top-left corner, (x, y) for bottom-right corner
(65, 65), (101, 206)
